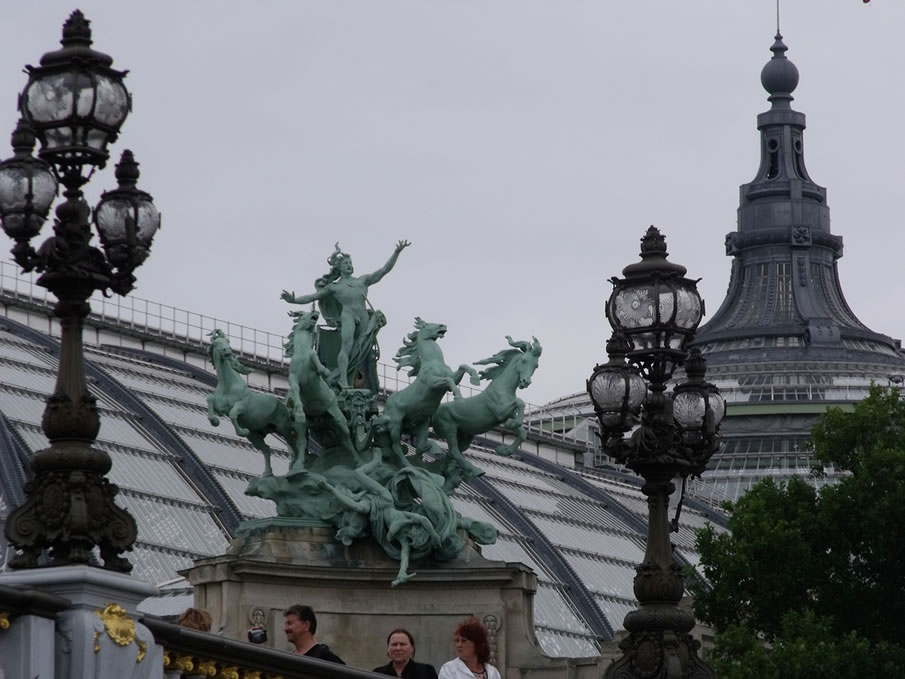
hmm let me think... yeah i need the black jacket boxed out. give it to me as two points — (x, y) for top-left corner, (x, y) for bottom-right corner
(373, 660), (439, 679)
(305, 643), (345, 664)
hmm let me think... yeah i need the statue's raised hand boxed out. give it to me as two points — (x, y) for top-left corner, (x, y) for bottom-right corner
(280, 290), (295, 303)
(395, 240), (411, 253)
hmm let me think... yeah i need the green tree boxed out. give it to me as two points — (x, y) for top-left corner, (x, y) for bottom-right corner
(691, 386), (905, 677)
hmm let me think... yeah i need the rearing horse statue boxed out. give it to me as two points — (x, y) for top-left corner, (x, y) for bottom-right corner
(285, 309), (358, 467)
(207, 329), (301, 476)
(381, 317), (479, 467)
(431, 336), (542, 477)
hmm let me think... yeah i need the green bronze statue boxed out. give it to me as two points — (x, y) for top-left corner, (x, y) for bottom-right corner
(431, 336), (542, 477)
(382, 317), (479, 467)
(285, 309), (359, 467)
(281, 240), (409, 390)
(209, 240), (543, 586)
(207, 329), (302, 476)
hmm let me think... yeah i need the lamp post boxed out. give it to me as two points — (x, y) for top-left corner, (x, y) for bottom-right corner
(587, 226), (723, 679)
(0, 11), (159, 572)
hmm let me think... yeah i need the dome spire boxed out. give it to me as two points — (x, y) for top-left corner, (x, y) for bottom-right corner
(761, 32), (799, 109)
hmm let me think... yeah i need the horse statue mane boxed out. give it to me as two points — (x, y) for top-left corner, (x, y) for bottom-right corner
(394, 316), (431, 376)
(474, 336), (542, 381)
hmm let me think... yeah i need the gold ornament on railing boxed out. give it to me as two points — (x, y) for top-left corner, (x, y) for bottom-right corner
(198, 659), (218, 677)
(216, 665), (241, 679)
(94, 603), (137, 647)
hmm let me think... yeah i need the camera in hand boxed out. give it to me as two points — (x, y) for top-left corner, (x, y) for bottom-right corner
(248, 626), (267, 644)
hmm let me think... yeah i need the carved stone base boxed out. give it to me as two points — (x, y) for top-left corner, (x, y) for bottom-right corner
(185, 521), (592, 677)
(604, 604), (715, 679)
(4, 443), (138, 571)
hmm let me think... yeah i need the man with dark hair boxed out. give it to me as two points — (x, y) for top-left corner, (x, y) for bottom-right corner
(283, 604), (345, 664)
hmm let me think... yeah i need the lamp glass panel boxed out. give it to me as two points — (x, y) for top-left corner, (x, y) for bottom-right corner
(30, 168), (58, 209)
(710, 394), (726, 425)
(614, 285), (654, 329)
(136, 202), (160, 240)
(673, 391), (705, 428)
(675, 287), (703, 329)
(45, 126), (74, 149)
(0, 167), (28, 209)
(94, 76), (129, 127)
(26, 74), (75, 122)
(95, 199), (130, 241)
(589, 371), (630, 410)
(632, 331), (659, 351)
(657, 289), (675, 323)
(73, 72), (95, 118)
(86, 128), (108, 150)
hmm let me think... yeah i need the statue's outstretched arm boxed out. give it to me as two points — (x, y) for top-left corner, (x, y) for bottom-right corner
(281, 287), (326, 305)
(360, 240), (410, 286)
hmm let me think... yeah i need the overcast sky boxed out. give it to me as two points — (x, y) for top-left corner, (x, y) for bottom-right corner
(1, 1), (903, 407)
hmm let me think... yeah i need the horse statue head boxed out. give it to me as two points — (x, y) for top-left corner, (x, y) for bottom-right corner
(285, 309), (320, 357)
(475, 336), (542, 389)
(394, 317), (448, 376)
(208, 329), (251, 376)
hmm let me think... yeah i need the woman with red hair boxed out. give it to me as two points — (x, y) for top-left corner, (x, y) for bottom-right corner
(438, 618), (500, 679)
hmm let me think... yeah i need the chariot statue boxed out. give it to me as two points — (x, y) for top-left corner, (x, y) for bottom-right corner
(208, 240), (541, 586)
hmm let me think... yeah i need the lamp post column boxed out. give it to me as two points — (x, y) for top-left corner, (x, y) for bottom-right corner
(0, 11), (160, 572)
(589, 227), (722, 679)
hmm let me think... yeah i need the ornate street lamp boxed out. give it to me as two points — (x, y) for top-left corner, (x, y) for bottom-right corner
(0, 11), (159, 572)
(588, 226), (723, 679)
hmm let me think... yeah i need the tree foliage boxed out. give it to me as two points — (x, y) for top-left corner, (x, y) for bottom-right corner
(691, 385), (905, 677)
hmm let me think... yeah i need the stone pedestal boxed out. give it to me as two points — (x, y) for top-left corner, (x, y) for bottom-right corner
(185, 519), (585, 677)
(0, 565), (163, 679)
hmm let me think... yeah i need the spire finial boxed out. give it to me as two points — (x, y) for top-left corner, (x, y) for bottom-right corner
(760, 31), (799, 105)
(776, 0), (781, 34)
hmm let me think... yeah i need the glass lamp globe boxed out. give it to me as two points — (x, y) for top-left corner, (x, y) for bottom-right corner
(587, 334), (647, 432)
(606, 226), (703, 381)
(94, 150), (159, 271)
(0, 121), (57, 242)
(672, 348), (725, 443)
(21, 10), (130, 176)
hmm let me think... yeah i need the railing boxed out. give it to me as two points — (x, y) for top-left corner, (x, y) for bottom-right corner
(0, 262), (595, 452)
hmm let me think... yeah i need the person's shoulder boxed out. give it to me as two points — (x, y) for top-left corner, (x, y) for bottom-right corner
(308, 643), (345, 664)
(373, 662), (394, 675)
(486, 663), (501, 679)
(412, 660), (439, 678)
(438, 658), (461, 676)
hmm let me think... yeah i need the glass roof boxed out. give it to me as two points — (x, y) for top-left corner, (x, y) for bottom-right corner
(117, 493), (228, 556)
(178, 429), (289, 477)
(98, 363), (212, 408)
(0, 291), (728, 658)
(533, 584), (596, 636)
(0, 338), (52, 366)
(0, 359), (57, 393)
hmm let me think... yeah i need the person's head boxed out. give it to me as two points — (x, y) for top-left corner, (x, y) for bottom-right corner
(386, 628), (416, 666)
(177, 607), (212, 632)
(453, 618), (490, 665)
(283, 604), (317, 647)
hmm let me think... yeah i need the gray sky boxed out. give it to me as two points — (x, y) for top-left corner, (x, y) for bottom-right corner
(1, 1), (903, 407)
